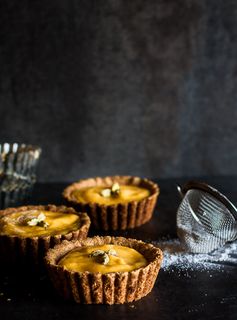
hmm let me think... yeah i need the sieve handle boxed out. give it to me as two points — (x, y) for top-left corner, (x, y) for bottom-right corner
(177, 184), (184, 199)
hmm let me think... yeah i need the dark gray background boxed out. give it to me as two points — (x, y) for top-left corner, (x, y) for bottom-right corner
(0, 0), (237, 182)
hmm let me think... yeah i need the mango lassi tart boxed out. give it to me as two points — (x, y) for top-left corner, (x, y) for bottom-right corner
(0, 205), (91, 268)
(63, 176), (159, 231)
(45, 236), (163, 305)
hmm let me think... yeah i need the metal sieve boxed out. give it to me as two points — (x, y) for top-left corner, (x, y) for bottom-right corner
(176, 181), (237, 253)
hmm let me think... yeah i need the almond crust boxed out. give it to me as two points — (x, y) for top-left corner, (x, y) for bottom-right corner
(45, 236), (163, 304)
(0, 204), (91, 268)
(63, 176), (159, 230)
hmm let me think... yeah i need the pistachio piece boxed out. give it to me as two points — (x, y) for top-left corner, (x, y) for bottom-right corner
(27, 212), (49, 229)
(111, 183), (120, 196)
(89, 250), (105, 257)
(100, 183), (121, 198)
(89, 250), (110, 265)
(107, 249), (117, 256)
(38, 221), (49, 229)
(27, 218), (39, 226)
(100, 188), (111, 198)
(101, 253), (109, 265)
(37, 213), (46, 222)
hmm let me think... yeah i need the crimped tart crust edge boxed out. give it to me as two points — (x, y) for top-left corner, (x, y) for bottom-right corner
(45, 236), (163, 304)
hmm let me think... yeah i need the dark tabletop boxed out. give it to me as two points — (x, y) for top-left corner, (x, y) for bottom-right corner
(0, 177), (237, 320)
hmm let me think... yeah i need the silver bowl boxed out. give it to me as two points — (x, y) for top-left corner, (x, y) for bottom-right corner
(0, 143), (42, 208)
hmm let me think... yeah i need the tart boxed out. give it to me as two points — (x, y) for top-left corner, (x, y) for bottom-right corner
(63, 176), (159, 230)
(45, 236), (163, 304)
(0, 205), (91, 268)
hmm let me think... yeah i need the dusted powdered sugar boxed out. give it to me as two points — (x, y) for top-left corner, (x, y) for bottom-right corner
(152, 239), (237, 273)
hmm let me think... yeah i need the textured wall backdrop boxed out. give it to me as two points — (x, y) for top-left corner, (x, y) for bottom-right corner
(0, 0), (237, 182)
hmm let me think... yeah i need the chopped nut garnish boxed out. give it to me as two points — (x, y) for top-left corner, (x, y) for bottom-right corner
(89, 250), (105, 257)
(27, 213), (49, 229)
(100, 183), (121, 198)
(100, 189), (111, 198)
(100, 253), (109, 265)
(38, 221), (49, 229)
(89, 249), (118, 265)
(89, 250), (110, 265)
(107, 249), (117, 256)
(111, 183), (120, 195)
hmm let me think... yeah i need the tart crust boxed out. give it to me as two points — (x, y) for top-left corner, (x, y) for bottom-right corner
(0, 205), (91, 268)
(45, 236), (163, 304)
(63, 176), (159, 230)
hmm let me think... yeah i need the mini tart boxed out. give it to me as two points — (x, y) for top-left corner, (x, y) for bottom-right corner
(45, 236), (163, 304)
(0, 205), (91, 268)
(63, 176), (159, 230)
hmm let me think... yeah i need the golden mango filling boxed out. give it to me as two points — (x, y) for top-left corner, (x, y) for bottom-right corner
(72, 183), (150, 205)
(0, 210), (80, 237)
(58, 244), (148, 274)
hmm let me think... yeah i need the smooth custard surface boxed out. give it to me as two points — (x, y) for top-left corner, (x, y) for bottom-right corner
(72, 185), (151, 205)
(0, 210), (80, 237)
(58, 244), (148, 273)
